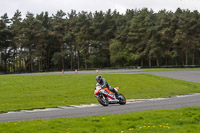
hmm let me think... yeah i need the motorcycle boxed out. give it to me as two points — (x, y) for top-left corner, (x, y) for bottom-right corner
(94, 86), (126, 106)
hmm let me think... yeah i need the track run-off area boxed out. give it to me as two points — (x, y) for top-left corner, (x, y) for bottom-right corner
(0, 70), (200, 122)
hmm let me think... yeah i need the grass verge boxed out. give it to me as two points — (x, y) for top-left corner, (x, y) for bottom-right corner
(0, 74), (200, 113)
(0, 107), (200, 133)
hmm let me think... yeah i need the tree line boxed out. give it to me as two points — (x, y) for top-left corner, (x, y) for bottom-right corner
(0, 8), (200, 73)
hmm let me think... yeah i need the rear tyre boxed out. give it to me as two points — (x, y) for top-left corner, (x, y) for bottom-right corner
(97, 94), (109, 106)
(118, 94), (126, 105)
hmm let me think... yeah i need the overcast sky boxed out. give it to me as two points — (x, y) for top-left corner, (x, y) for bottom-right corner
(1, 0), (200, 18)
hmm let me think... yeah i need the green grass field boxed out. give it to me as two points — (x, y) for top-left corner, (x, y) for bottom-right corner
(0, 107), (199, 133)
(1, 72), (200, 132)
(1, 74), (200, 113)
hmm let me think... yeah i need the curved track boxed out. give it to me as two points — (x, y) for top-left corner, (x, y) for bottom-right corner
(0, 70), (200, 122)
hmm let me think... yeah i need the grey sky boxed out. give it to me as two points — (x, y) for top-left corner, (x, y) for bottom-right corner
(1, 0), (200, 18)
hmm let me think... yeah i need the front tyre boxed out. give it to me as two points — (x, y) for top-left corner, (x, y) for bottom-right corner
(97, 94), (109, 106)
(118, 94), (126, 105)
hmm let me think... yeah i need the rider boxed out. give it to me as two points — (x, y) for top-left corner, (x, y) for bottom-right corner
(96, 75), (120, 98)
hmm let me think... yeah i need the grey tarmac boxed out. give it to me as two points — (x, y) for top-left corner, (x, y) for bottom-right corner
(120, 70), (200, 83)
(0, 93), (200, 122)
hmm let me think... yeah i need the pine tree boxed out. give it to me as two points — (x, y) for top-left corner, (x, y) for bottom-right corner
(51, 10), (67, 70)
(10, 10), (23, 72)
(0, 13), (11, 73)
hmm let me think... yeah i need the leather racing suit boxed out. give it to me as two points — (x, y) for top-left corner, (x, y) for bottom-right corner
(96, 78), (119, 97)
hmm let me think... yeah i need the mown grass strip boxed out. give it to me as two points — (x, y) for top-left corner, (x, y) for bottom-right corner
(0, 107), (200, 133)
(0, 74), (200, 113)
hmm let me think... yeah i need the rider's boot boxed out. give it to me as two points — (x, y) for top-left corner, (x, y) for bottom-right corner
(112, 88), (120, 99)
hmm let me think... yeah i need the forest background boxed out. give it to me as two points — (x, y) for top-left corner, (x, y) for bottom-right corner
(0, 8), (200, 73)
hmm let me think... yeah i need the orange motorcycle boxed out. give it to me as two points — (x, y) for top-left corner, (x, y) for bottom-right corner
(94, 85), (126, 106)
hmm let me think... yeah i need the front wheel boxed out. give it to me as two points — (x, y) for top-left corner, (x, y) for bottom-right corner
(118, 94), (126, 105)
(97, 94), (109, 106)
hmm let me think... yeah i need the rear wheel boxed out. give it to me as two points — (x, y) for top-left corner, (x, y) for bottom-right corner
(97, 94), (109, 106)
(118, 94), (126, 105)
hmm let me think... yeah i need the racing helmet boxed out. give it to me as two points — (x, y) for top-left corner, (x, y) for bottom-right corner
(96, 75), (102, 83)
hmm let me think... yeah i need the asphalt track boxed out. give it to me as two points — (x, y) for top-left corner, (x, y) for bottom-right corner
(120, 70), (200, 83)
(0, 70), (200, 122)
